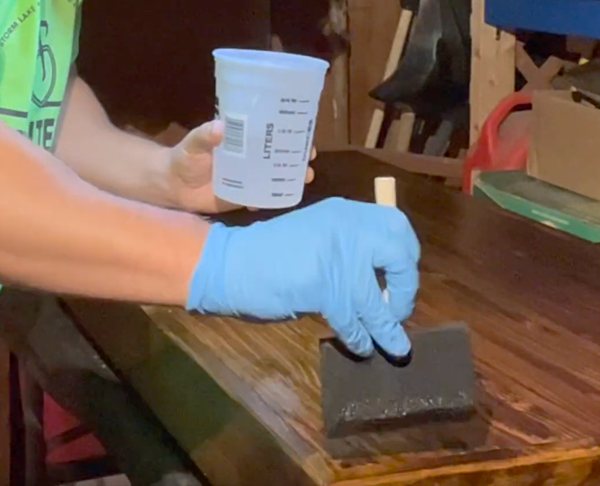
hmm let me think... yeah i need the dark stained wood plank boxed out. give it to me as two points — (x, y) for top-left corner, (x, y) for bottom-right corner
(66, 302), (317, 486)
(69, 151), (600, 485)
(0, 341), (9, 486)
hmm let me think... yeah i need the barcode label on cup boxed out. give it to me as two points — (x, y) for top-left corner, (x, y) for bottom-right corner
(223, 114), (247, 156)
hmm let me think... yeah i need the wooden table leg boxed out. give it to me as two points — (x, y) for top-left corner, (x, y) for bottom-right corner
(0, 340), (10, 485)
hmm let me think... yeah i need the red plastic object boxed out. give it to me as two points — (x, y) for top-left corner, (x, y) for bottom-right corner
(44, 394), (108, 466)
(463, 91), (533, 194)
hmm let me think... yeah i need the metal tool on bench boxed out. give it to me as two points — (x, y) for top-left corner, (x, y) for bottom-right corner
(318, 177), (480, 457)
(563, 59), (600, 108)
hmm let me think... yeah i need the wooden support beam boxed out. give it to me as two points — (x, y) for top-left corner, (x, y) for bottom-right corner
(384, 112), (416, 152)
(348, 0), (403, 145)
(329, 0), (350, 145)
(469, 0), (516, 144)
(365, 109), (385, 148)
(515, 42), (565, 91)
(365, 7), (413, 148)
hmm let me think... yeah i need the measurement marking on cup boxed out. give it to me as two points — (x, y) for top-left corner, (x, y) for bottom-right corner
(222, 178), (244, 189)
(271, 178), (286, 182)
(223, 182), (243, 189)
(279, 110), (296, 115)
(223, 177), (243, 185)
(294, 130), (306, 134)
(291, 150), (302, 154)
(223, 115), (247, 155)
(302, 119), (314, 162)
(275, 149), (291, 154)
(298, 111), (309, 115)
(299, 99), (310, 103)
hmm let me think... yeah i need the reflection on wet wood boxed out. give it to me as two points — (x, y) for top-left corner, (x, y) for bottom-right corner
(69, 151), (600, 485)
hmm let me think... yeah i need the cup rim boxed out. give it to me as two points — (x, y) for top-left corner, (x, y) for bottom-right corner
(213, 48), (330, 72)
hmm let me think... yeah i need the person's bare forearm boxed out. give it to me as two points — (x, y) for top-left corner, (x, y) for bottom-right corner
(55, 76), (176, 207)
(0, 123), (208, 305)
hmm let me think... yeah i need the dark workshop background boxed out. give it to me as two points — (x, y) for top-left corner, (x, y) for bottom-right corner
(76, 0), (339, 134)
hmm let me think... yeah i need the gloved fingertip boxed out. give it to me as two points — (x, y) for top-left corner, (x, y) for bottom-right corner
(342, 333), (374, 358)
(352, 342), (375, 359)
(377, 327), (412, 359)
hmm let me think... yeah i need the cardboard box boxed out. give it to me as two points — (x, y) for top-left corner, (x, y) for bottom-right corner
(527, 90), (600, 201)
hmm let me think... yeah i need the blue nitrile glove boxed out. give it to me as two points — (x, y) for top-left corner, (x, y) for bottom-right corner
(187, 197), (420, 358)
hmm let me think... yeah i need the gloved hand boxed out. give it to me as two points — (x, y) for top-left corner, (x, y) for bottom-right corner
(187, 197), (420, 358)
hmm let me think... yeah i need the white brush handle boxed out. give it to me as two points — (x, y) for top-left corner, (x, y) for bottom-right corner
(374, 176), (397, 207)
(374, 177), (397, 303)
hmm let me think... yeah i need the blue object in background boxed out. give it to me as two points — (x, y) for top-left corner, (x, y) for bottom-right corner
(486, 0), (600, 39)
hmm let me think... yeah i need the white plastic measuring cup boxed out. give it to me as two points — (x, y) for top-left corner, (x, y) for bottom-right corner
(212, 48), (330, 209)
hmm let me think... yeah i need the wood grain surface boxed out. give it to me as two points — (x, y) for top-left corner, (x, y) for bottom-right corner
(68, 151), (600, 485)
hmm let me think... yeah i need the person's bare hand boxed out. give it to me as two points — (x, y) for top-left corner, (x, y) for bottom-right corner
(168, 120), (316, 214)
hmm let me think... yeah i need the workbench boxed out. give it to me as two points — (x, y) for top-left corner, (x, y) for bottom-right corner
(65, 151), (600, 485)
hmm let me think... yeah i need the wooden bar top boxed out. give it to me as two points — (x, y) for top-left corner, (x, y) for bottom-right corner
(67, 151), (600, 485)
